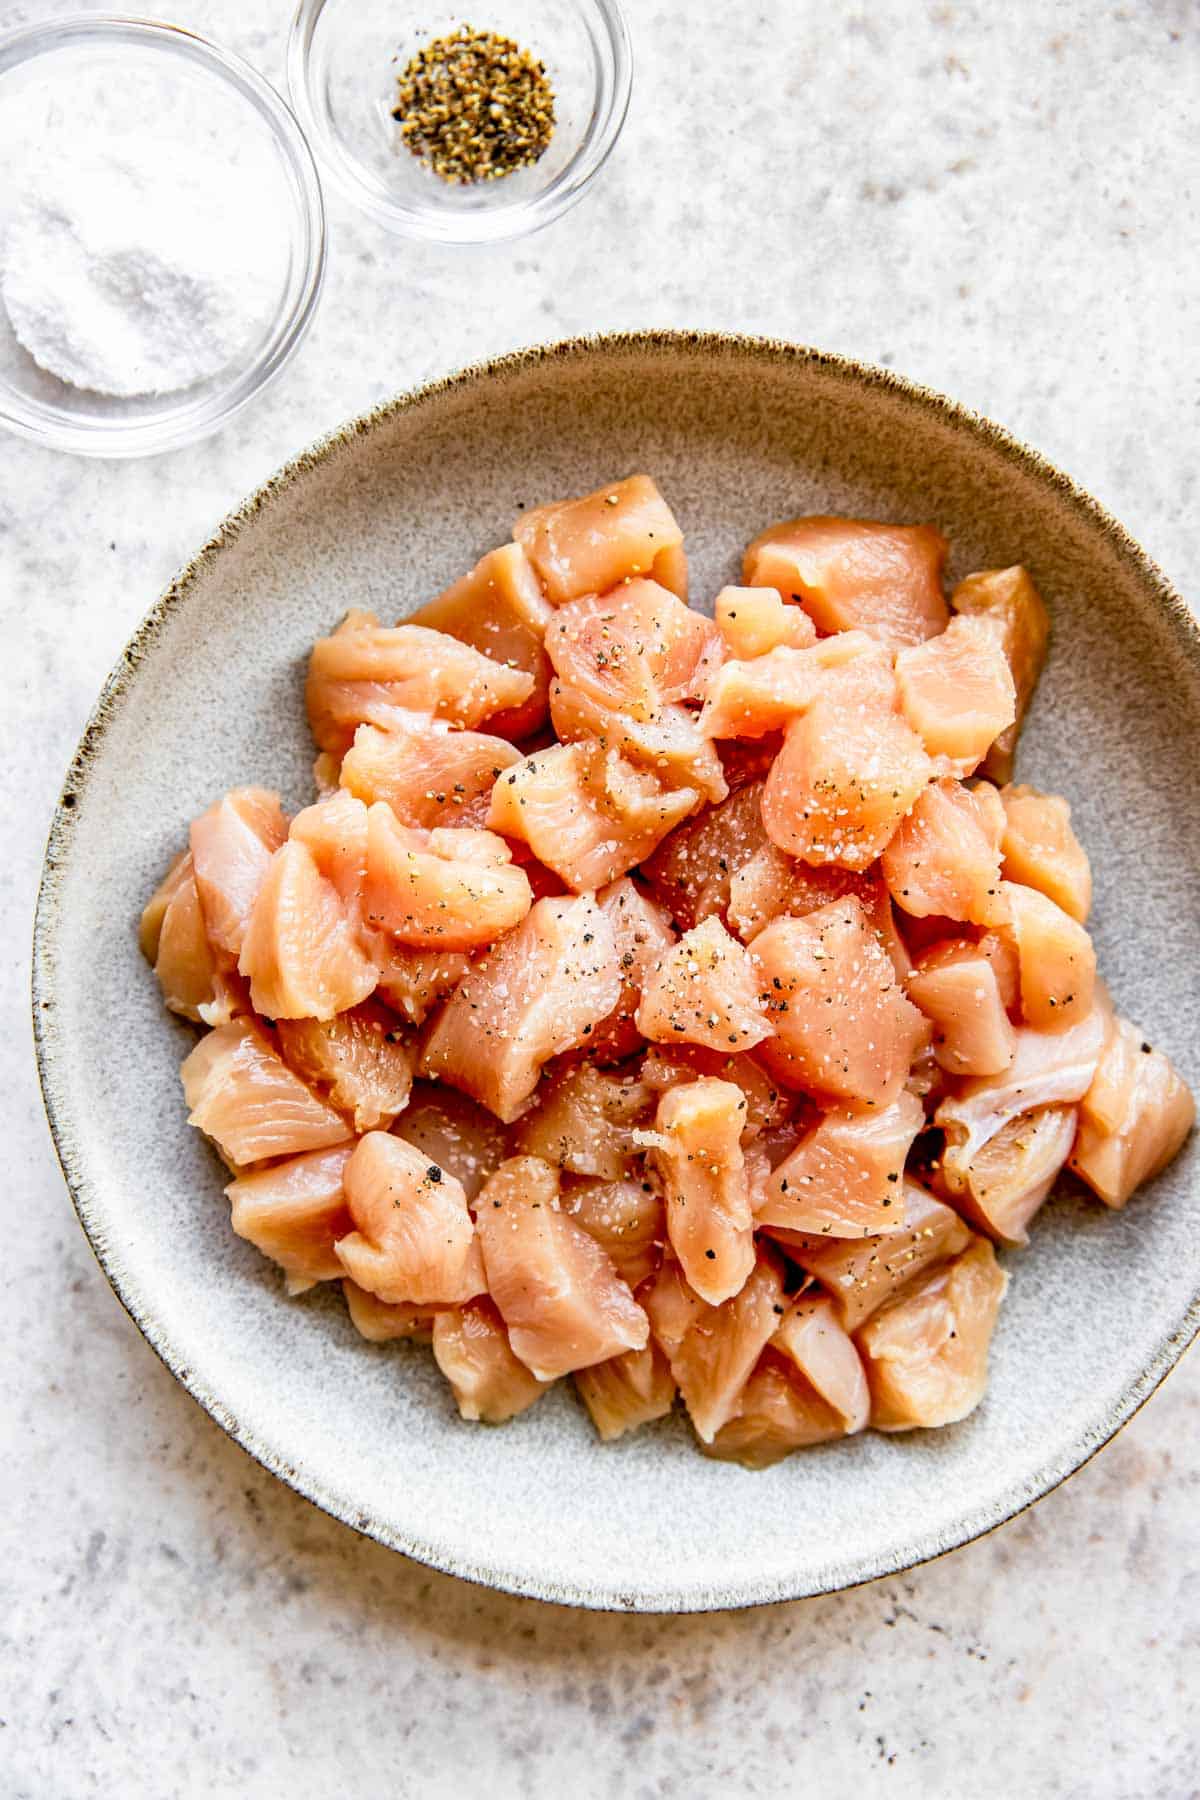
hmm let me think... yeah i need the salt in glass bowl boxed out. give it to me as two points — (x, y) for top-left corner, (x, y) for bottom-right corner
(0, 14), (326, 459)
(288, 0), (632, 243)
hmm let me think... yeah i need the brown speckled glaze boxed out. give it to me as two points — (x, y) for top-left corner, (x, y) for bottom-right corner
(32, 334), (1200, 1612)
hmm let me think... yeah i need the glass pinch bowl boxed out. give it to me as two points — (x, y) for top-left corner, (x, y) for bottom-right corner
(288, 0), (632, 243)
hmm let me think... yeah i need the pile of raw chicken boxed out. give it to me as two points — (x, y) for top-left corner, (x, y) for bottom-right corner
(141, 475), (1194, 1467)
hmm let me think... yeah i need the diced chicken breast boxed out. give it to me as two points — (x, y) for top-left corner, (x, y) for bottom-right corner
(705, 1351), (852, 1468)
(744, 515), (950, 648)
(640, 1043), (794, 1137)
(276, 1000), (415, 1131)
(334, 1130), (485, 1306)
(770, 1181), (972, 1331)
(894, 615), (1017, 775)
(306, 611), (535, 754)
(727, 844), (892, 947)
(856, 1237), (1008, 1430)
(141, 849), (237, 1025)
(364, 804), (533, 951)
(181, 1018), (351, 1167)
(951, 1103), (1077, 1245)
(882, 778), (1008, 926)
(713, 585), (818, 659)
(288, 789), (369, 910)
(999, 784), (1092, 924)
(410, 542), (554, 740)
(588, 877), (676, 1060)
(699, 632), (880, 741)
(562, 1178), (666, 1291)
(646, 1247), (788, 1443)
(575, 1341), (677, 1441)
(544, 579), (722, 718)
(636, 916), (772, 1053)
(475, 1156), (650, 1378)
(419, 895), (621, 1122)
(648, 1078), (756, 1306)
(431, 1297), (550, 1423)
(514, 1061), (652, 1179)
(905, 940), (1017, 1077)
(392, 1080), (509, 1202)
(1001, 880), (1096, 1031)
(951, 566), (1050, 783)
(641, 779), (767, 931)
(487, 740), (699, 892)
(368, 943), (470, 1025)
(339, 720), (522, 829)
(513, 473), (685, 604)
(226, 1143), (354, 1293)
(772, 1293), (870, 1431)
(754, 1092), (924, 1235)
(751, 899), (930, 1107)
(343, 1279), (437, 1343)
(1070, 1015), (1195, 1207)
(238, 839), (378, 1021)
(189, 787), (287, 963)
(549, 676), (729, 804)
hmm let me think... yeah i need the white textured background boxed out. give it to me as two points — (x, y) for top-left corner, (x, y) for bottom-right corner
(2, 2), (1198, 1795)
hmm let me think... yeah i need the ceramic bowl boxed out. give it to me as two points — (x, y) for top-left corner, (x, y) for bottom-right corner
(33, 333), (1200, 1611)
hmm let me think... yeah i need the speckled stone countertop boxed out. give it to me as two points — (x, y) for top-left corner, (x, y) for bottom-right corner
(3, 2), (1198, 1794)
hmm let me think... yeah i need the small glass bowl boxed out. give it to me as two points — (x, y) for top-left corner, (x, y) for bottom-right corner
(289, 0), (631, 244)
(0, 15), (326, 458)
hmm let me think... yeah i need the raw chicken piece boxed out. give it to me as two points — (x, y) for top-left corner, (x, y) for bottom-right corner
(368, 943), (470, 1025)
(645, 1248), (787, 1443)
(770, 1181), (972, 1331)
(276, 1000), (414, 1131)
(334, 1130), (485, 1306)
(766, 1291), (870, 1436)
(575, 1341), (676, 1441)
(339, 720), (522, 828)
(648, 1078), (756, 1306)
(641, 780), (767, 931)
(1001, 880), (1095, 1030)
(487, 741), (699, 891)
(587, 877), (676, 1061)
(635, 916), (772, 1053)
(420, 895), (621, 1122)
(288, 789), (369, 910)
(514, 1062), (652, 1179)
(882, 778), (1007, 926)
(935, 997), (1109, 1189)
(364, 805), (532, 950)
(1070, 1015), (1195, 1207)
(705, 1351), (849, 1467)
(513, 473), (685, 604)
(905, 940), (1017, 1076)
(651, 539), (689, 601)
(698, 632), (879, 739)
(743, 515), (949, 648)
(951, 1104), (1077, 1245)
(951, 566), (1050, 783)
(392, 1080), (509, 1202)
(432, 1298), (550, 1422)
(727, 844), (890, 946)
(762, 670), (933, 869)
(640, 1043), (793, 1137)
(238, 840), (378, 1021)
(713, 585), (817, 659)
(181, 1018), (351, 1167)
(751, 899), (930, 1107)
(305, 610), (535, 754)
(343, 1279), (437, 1343)
(999, 784), (1092, 924)
(475, 1156), (650, 1378)
(894, 615), (1017, 775)
(226, 1143), (354, 1293)
(856, 1237), (1008, 1430)
(544, 580), (721, 717)
(754, 1092), (924, 1235)
(562, 1178), (666, 1290)
(410, 542), (554, 740)
(141, 850), (239, 1025)
(189, 787), (287, 963)
(978, 926), (1021, 1014)
(549, 677), (728, 804)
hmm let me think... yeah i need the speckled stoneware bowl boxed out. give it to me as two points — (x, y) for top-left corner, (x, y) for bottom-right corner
(34, 333), (1200, 1612)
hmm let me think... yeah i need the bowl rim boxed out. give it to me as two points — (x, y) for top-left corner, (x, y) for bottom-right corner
(31, 330), (1200, 1611)
(0, 12), (327, 459)
(286, 0), (633, 244)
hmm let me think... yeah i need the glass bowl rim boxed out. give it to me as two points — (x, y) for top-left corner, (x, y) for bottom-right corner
(287, 0), (633, 244)
(0, 11), (327, 459)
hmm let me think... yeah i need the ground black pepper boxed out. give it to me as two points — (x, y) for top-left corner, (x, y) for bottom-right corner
(392, 24), (556, 185)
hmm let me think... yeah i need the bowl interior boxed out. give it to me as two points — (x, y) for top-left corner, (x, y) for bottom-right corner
(0, 19), (324, 456)
(290, 0), (628, 240)
(35, 337), (1200, 1610)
